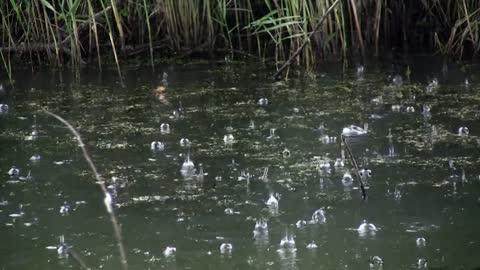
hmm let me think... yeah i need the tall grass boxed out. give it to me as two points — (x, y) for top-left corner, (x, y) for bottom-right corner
(1, 0), (480, 74)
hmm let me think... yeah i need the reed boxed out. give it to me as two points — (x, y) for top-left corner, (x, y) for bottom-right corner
(0, 49), (13, 83)
(142, 0), (154, 68)
(87, 0), (101, 69)
(1, 0), (480, 75)
(98, 0), (123, 84)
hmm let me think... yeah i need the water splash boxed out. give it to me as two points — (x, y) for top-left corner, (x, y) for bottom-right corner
(161, 71), (169, 85)
(317, 159), (331, 174)
(257, 98), (268, 106)
(180, 154), (196, 178)
(179, 138), (191, 147)
(391, 104), (401, 112)
(356, 65), (365, 79)
(371, 96), (383, 105)
(223, 134), (235, 145)
(150, 141), (165, 151)
(107, 176), (125, 199)
(277, 231), (297, 269)
(342, 172), (354, 187)
(46, 235), (69, 259)
(59, 201), (71, 216)
(224, 208), (240, 215)
(295, 220), (307, 228)
(253, 218), (269, 246)
(254, 218), (268, 231)
(417, 258), (428, 269)
(238, 170), (249, 181)
(359, 168), (372, 181)
(30, 154), (41, 162)
(248, 120), (255, 129)
(320, 134), (336, 144)
(369, 256), (383, 269)
(278, 231), (296, 250)
(266, 193), (279, 209)
(393, 186), (402, 202)
(0, 104), (9, 113)
(9, 204), (25, 218)
(306, 241), (318, 249)
(406, 106), (415, 113)
(267, 128), (279, 140)
(195, 163), (207, 180)
(163, 246), (176, 257)
(357, 220), (378, 238)
(219, 243), (233, 255)
(266, 193), (279, 215)
(416, 237), (426, 248)
(160, 123), (171, 134)
(342, 125), (367, 136)
(392, 75), (403, 87)
(7, 166), (20, 177)
(458, 126), (469, 137)
(422, 104), (431, 119)
(334, 158), (345, 168)
(18, 170), (32, 181)
(309, 208), (326, 224)
(426, 78), (439, 92)
(388, 143), (395, 157)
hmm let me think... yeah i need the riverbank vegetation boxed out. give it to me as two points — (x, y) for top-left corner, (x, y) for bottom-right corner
(1, 0), (480, 73)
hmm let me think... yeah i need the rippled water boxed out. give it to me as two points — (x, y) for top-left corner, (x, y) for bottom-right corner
(1, 57), (480, 269)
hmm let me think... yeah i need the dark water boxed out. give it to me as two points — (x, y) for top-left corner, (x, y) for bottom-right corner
(1, 57), (480, 269)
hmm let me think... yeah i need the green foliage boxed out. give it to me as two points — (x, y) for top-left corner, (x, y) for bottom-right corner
(0, 0), (479, 72)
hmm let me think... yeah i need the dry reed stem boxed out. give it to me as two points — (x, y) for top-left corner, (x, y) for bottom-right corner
(349, 0), (364, 56)
(44, 111), (128, 270)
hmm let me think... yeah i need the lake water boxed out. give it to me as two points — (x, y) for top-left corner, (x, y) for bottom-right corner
(1, 57), (480, 269)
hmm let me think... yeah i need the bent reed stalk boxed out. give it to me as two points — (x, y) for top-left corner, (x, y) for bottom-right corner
(44, 111), (128, 270)
(1, 0), (480, 73)
(341, 134), (367, 201)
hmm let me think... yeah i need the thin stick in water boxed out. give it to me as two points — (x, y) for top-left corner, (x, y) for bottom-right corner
(341, 134), (367, 200)
(43, 111), (128, 270)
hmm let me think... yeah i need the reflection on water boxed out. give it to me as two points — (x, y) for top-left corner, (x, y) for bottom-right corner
(1, 57), (480, 269)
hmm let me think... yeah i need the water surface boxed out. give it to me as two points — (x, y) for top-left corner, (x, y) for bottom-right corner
(1, 58), (480, 269)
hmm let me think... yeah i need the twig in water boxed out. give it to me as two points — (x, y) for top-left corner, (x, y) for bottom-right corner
(341, 134), (367, 200)
(44, 111), (128, 270)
